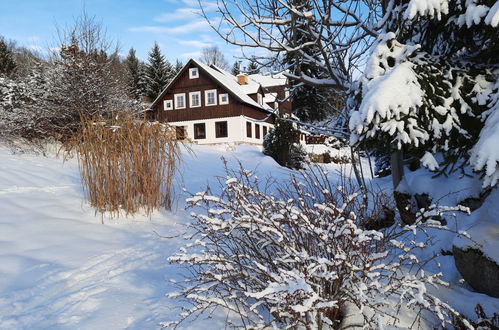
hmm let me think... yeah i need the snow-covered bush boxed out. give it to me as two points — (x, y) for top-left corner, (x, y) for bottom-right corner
(263, 118), (307, 169)
(167, 165), (470, 328)
(349, 1), (499, 188)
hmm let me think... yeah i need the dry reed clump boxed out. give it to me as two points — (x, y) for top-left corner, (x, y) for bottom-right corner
(67, 113), (181, 218)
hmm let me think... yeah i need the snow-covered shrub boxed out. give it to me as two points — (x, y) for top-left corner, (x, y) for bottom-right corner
(349, 0), (499, 188)
(263, 118), (307, 169)
(167, 165), (470, 328)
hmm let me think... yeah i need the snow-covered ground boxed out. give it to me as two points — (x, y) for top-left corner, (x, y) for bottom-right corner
(0, 144), (497, 329)
(0, 144), (309, 329)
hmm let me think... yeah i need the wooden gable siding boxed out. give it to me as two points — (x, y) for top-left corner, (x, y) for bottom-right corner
(153, 63), (273, 123)
(264, 85), (292, 115)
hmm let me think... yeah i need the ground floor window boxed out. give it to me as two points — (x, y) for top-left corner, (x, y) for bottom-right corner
(176, 126), (187, 140)
(194, 123), (206, 139)
(246, 121), (252, 138)
(215, 121), (228, 138)
(255, 124), (260, 139)
(263, 126), (268, 137)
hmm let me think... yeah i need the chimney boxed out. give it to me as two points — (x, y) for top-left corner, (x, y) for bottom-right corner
(236, 73), (248, 85)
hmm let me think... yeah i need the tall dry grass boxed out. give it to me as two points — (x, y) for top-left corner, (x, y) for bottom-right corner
(66, 113), (181, 218)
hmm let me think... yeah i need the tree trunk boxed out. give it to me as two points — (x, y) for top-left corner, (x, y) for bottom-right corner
(390, 150), (404, 190)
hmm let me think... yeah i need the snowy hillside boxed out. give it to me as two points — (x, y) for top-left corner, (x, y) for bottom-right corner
(0, 144), (310, 329)
(0, 144), (498, 329)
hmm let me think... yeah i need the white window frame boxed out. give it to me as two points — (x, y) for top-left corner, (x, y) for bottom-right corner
(189, 91), (201, 108)
(205, 89), (217, 106)
(163, 99), (173, 111)
(189, 67), (199, 79)
(219, 93), (229, 105)
(174, 93), (186, 109)
(257, 93), (263, 105)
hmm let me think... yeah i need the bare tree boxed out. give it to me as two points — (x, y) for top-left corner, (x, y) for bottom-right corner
(199, 45), (229, 69)
(199, 0), (382, 92)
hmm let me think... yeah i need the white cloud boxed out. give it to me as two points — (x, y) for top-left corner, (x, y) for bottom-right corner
(177, 39), (212, 48)
(129, 20), (209, 34)
(154, 7), (202, 22)
(180, 51), (202, 59)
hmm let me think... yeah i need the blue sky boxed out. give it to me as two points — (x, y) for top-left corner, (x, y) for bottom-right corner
(0, 0), (242, 64)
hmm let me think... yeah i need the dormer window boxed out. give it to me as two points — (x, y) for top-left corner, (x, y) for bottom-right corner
(189, 67), (199, 79)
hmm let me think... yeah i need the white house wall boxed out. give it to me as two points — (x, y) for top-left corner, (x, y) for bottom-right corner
(169, 116), (273, 145)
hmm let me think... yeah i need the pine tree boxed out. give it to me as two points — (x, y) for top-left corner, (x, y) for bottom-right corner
(349, 1), (499, 188)
(230, 61), (241, 76)
(0, 38), (16, 77)
(145, 42), (172, 100)
(281, 0), (339, 123)
(231, 61), (241, 75)
(247, 57), (259, 74)
(174, 59), (183, 75)
(124, 48), (141, 99)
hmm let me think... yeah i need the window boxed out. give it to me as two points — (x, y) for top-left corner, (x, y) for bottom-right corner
(205, 89), (217, 106)
(189, 67), (199, 79)
(174, 93), (186, 109)
(219, 93), (229, 105)
(257, 93), (263, 105)
(163, 100), (173, 111)
(189, 91), (201, 108)
(215, 121), (228, 138)
(255, 124), (260, 139)
(194, 123), (206, 139)
(263, 126), (268, 137)
(246, 122), (252, 138)
(176, 126), (187, 140)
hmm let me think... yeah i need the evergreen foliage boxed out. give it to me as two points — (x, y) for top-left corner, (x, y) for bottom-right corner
(282, 0), (342, 122)
(246, 57), (260, 74)
(349, 0), (499, 188)
(231, 61), (241, 75)
(263, 118), (307, 169)
(124, 48), (142, 100)
(0, 38), (16, 77)
(145, 42), (173, 100)
(174, 59), (183, 75)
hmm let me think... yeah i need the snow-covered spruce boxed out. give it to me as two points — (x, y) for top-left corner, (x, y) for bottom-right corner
(166, 167), (470, 329)
(349, 0), (499, 188)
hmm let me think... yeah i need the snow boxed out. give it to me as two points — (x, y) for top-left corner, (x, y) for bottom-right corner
(0, 144), (285, 329)
(485, 1), (499, 26)
(0, 142), (497, 328)
(248, 72), (287, 88)
(404, 0), (449, 20)
(469, 73), (499, 187)
(452, 187), (499, 264)
(421, 152), (439, 171)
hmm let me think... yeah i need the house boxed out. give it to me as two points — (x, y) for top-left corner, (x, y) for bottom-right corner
(149, 59), (290, 145)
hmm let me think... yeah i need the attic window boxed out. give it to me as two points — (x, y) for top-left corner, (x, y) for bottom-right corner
(205, 89), (217, 106)
(175, 93), (186, 109)
(219, 93), (229, 105)
(189, 68), (199, 79)
(164, 100), (173, 110)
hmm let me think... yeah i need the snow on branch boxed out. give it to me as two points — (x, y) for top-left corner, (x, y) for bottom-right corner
(166, 163), (471, 328)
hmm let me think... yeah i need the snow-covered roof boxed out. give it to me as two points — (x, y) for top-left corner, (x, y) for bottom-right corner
(263, 92), (278, 104)
(151, 59), (272, 112)
(249, 73), (287, 88)
(210, 65), (261, 95)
